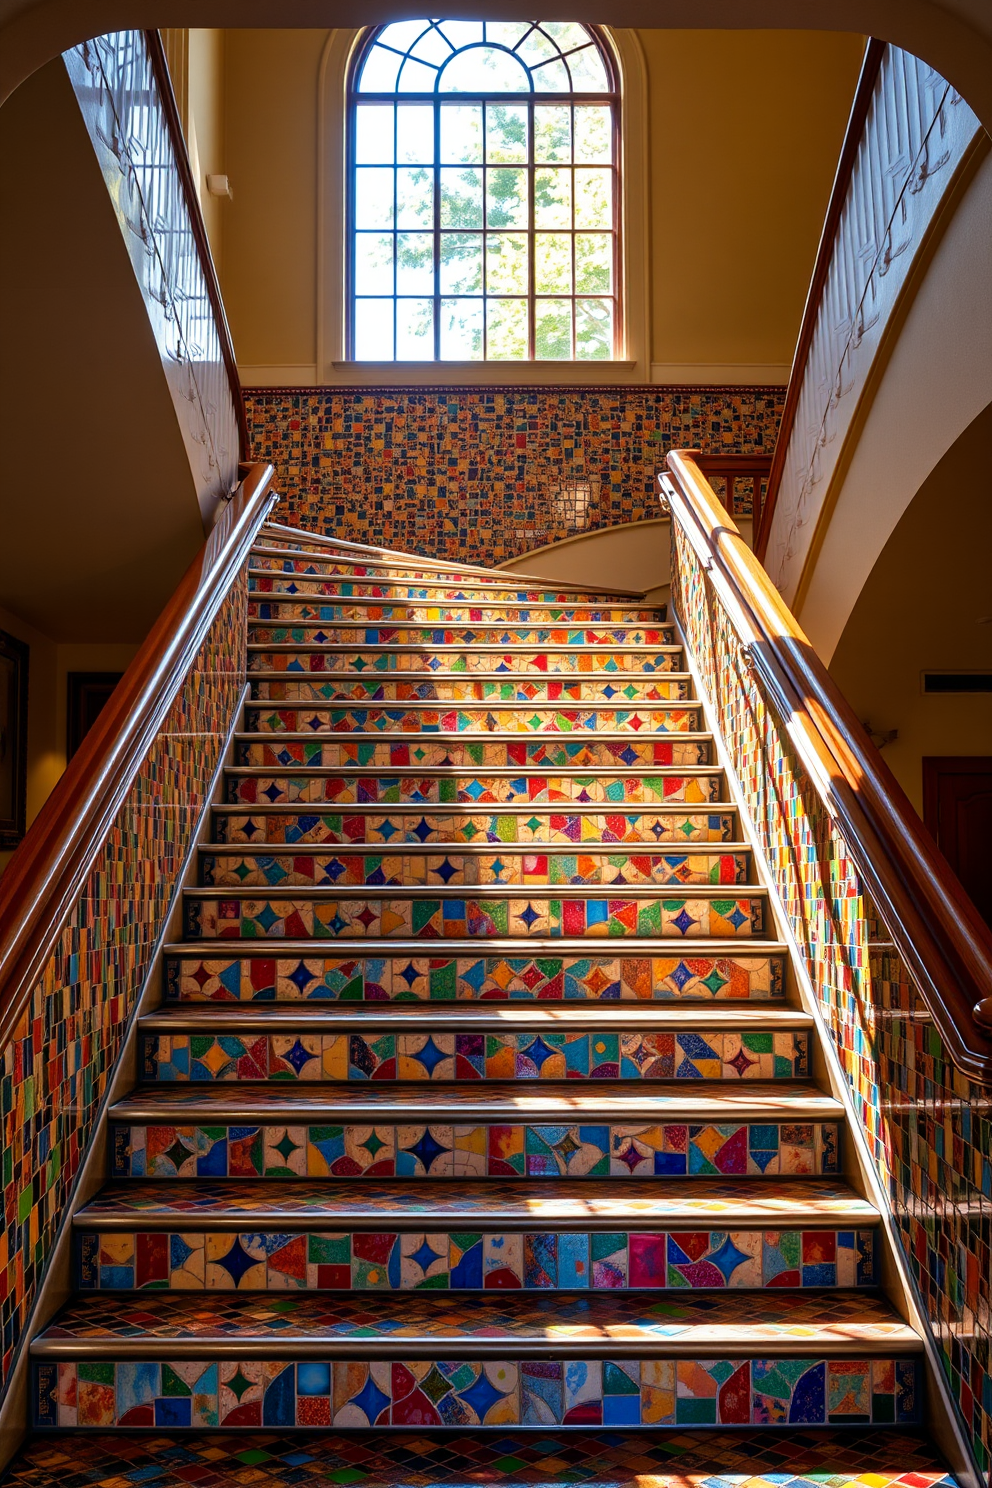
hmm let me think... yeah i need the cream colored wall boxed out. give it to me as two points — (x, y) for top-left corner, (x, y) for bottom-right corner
(829, 403), (992, 817)
(188, 29), (228, 263)
(218, 28), (863, 384)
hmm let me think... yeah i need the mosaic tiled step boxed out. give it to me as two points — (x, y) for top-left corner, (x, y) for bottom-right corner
(182, 886), (768, 942)
(250, 678), (693, 707)
(212, 805), (738, 847)
(233, 735), (715, 770)
(248, 602), (666, 623)
(138, 1004), (811, 1083)
(246, 644), (683, 673)
(244, 623), (674, 647)
(4, 1426), (956, 1482)
(75, 1219), (876, 1293)
(164, 949), (787, 1004)
(33, 1350), (923, 1430)
(228, 768), (722, 807)
(199, 846), (753, 889)
(249, 577), (648, 607)
(246, 704), (703, 736)
(109, 1082), (843, 1179)
(249, 560), (642, 599)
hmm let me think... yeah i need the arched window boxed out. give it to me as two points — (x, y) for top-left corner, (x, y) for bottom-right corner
(348, 21), (619, 362)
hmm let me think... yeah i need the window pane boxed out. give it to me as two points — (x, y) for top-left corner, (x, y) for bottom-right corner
(534, 167), (571, 228)
(542, 21), (595, 54)
(486, 233), (528, 294)
(396, 57), (438, 92)
(516, 27), (558, 65)
(396, 232), (434, 293)
(355, 233), (394, 294)
(357, 46), (401, 94)
(534, 106), (571, 162)
(355, 167), (394, 228)
(354, 298), (394, 359)
(535, 298), (572, 358)
(440, 105), (483, 163)
(530, 57), (569, 92)
(436, 21), (483, 48)
(440, 234), (483, 293)
(396, 167), (434, 228)
(440, 168), (483, 227)
(376, 21), (431, 54)
(440, 298), (484, 358)
(439, 47), (530, 92)
(574, 105), (612, 162)
(486, 299), (528, 359)
(574, 168), (612, 228)
(397, 298), (435, 358)
(486, 103), (528, 163)
(411, 26), (452, 66)
(566, 44), (609, 92)
(396, 105), (435, 164)
(486, 21), (531, 48)
(575, 233), (612, 293)
(486, 167), (527, 228)
(355, 106), (394, 164)
(534, 233), (571, 294)
(576, 297), (613, 359)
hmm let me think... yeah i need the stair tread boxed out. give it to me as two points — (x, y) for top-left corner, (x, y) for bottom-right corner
(74, 1177), (878, 1228)
(31, 1290), (920, 1356)
(110, 1080), (840, 1121)
(140, 1003), (809, 1032)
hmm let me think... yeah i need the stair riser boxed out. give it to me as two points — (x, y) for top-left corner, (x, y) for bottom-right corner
(235, 738), (713, 768)
(250, 681), (692, 705)
(165, 953), (786, 1004)
(182, 893), (767, 942)
(250, 581), (655, 606)
(200, 850), (752, 889)
(246, 707), (703, 734)
(75, 1226), (876, 1292)
(226, 777), (721, 806)
(249, 603), (665, 622)
(213, 810), (737, 846)
(110, 1120), (841, 1180)
(247, 649), (683, 673)
(244, 625), (674, 646)
(34, 1355), (920, 1431)
(140, 1029), (810, 1083)
(250, 562), (640, 594)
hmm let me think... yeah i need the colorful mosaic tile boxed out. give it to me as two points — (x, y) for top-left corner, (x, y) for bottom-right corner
(234, 736), (713, 769)
(250, 677), (692, 705)
(77, 1224), (874, 1291)
(165, 952), (786, 1003)
(251, 579), (657, 607)
(213, 808), (736, 846)
(243, 387), (782, 564)
(249, 601), (666, 622)
(140, 1027), (809, 1083)
(672, 519), (992, 1467)
(110, 1117), (840, 1179)
(1, 1425), (954, 1486)
(35, 1354), (919, 1429)
(199, 848), (751, 889)
(182, 890), (767, 941)
(245, 704), (703, 735)
(226, 771), (722, 806)
(247, 644), (682, 673)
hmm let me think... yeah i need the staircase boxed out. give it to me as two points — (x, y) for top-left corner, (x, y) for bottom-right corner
(31, 523), (925, 1440)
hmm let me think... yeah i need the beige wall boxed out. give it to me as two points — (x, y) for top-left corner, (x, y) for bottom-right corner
(829, 403), (992, 817)
(218, 28), (863, 382)
(188, 29), (228, 262)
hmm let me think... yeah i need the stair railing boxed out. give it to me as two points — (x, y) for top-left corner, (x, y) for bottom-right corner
(0, 459), (275, 1395)
(662, 449), (992, 1083)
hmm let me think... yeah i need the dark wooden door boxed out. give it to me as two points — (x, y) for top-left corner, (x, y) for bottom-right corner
(923, 757), (992, 926)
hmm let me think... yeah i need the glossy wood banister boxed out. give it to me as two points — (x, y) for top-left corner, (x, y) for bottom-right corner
(663, 449), (992, 1084)
(145, 28), (250, 464)
(755, 38), (886, 559)
(0, 462), (276, 1051)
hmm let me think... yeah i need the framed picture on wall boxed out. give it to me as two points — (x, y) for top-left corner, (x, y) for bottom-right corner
(0, 628), (29, 848)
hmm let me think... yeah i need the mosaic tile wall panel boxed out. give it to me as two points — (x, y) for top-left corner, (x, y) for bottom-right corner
(671, 520), (992, 1472)
(0, 569), (248, 1397)
(244, 388), (783, 566)
(37, 1354), (919, 1429)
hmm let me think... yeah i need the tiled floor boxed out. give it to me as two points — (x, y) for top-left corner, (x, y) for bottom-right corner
(1, 1427), (954, 1487)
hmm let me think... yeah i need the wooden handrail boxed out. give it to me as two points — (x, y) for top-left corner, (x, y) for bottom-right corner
(664, 450), (992, 1085)
(755, 38), (886, 560)
(145, 28), (250, 464)
(0, 461), (276, 1051)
